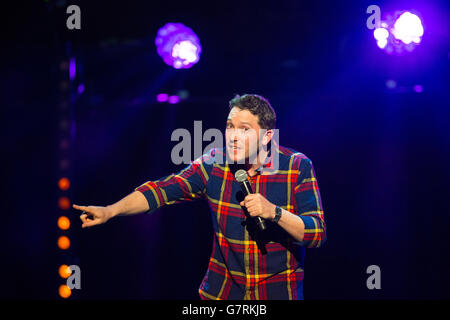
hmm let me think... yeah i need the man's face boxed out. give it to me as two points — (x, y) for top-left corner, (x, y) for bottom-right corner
(225, 107), (263, 164)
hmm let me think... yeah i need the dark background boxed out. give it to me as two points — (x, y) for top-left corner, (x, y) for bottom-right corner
(1, 0), (449, 299)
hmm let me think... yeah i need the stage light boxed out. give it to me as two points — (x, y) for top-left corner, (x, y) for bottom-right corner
(69, 58), (76, 80)
(58, 196), (71, 210)
(77, 83), (85, 94)
(155, 23), (202, 69)
(177, 90), (190, 100)
(372, 10), (424, 54)
(413, 84), (423, 93)
(58, 236), (71, 250)
(58, 216), (71, 230)
(168, 95), (180, 104)
(58, 177), (70, 190)
(377, 38), (388, 49)
(392, 12), (423, 44)
(386, 79), (397, 89)
(172, 40), (198, 66)
(374, 27), (389, 41)
(156, 93), (169, 102)
(59, 264), (72, 279)
(59, 284), (72, 298)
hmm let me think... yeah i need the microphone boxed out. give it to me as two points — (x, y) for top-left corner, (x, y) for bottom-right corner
(234, 169), (267, 231)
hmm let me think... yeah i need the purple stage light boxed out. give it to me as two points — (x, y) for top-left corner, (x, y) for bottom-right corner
(372, 10), (424, 54)
(77, 83), (85, 94)
(69, 58), (76, 80)
(377, 38), (388, 49)
(374, 28), (389, 41)
(168, 95), (180, 104)
(155, 23), (202, 69)
(374, 28), (389, 49)
(156, 93), (169, 102)
(386, 79), (397, 89)
(413, 85), (423, 93)
(393, 12), (424, 44)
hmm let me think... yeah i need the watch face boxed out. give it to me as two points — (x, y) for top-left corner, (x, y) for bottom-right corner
(274, 206), (282, 222)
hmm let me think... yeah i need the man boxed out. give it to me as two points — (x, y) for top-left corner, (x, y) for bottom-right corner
(73, 94), (326, 300)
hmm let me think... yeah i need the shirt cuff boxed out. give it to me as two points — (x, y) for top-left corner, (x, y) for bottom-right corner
(297, 215), (321, 247)
(135, 183), (161, 214)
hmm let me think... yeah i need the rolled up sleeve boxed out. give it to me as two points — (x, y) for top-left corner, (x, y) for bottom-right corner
(294, 158), (326, 248)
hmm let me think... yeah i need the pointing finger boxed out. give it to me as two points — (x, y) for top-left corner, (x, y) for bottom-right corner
(73, 204), (88, 212)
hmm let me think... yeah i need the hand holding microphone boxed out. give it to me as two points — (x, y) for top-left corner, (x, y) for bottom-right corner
(235, 170), (276, 231)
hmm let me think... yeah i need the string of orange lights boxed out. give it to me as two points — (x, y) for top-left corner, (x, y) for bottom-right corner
(56, 53), (76, 299)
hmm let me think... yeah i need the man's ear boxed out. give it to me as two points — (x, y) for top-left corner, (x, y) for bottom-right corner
(261, 129), (273, 146)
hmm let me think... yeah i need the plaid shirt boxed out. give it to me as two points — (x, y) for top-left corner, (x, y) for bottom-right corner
(135, 146), (326, 300)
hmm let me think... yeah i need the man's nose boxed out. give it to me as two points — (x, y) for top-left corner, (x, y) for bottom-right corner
(227, 129), (239, 142)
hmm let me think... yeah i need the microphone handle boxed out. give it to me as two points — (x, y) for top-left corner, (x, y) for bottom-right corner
(242, 181), (253, 195)
(255, 216), (267, 231)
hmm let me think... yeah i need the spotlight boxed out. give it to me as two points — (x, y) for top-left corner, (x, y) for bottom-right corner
(69, 58), (76, 81)
(413, 84), (423, 93)
(374, 27), (389, 48)
(373, 10), (424, 54)
(374, 27), (389, 41)
(392, 12), (424, 44)
(57, 236), (71, 250)
(386, 79), (397, 89)
(58, 216), (71, 230)
(77, 83), (85, 94)
(59, 265), (72, 279)
(58, 197), (71, 210)
(168, 95), (180, 104)
(156, 93), (169, 102)
(155, 23), (202, 69)
(58, 284), (72, 299)
(58, 177), (70, 190)
(177, 90), (190, 100)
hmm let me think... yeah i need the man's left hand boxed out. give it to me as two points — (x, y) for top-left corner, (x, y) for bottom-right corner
(240, 193), (276, 220)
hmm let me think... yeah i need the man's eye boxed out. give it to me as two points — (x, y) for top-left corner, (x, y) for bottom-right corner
(243, 127), (249, 131)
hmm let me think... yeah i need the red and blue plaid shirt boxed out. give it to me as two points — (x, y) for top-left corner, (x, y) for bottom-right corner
(135, 146), (326, 300)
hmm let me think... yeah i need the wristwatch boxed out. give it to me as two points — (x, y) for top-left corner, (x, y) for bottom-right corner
(273, 206), (282, 223)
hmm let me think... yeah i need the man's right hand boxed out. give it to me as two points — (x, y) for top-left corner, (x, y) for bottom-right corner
(72, 204), (115, 228)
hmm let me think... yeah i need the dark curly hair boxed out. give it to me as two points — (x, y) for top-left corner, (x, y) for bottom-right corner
(228, 94), (276, 129)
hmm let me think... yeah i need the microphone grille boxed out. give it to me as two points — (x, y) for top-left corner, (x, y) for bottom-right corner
(234, 169), (248, 182)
